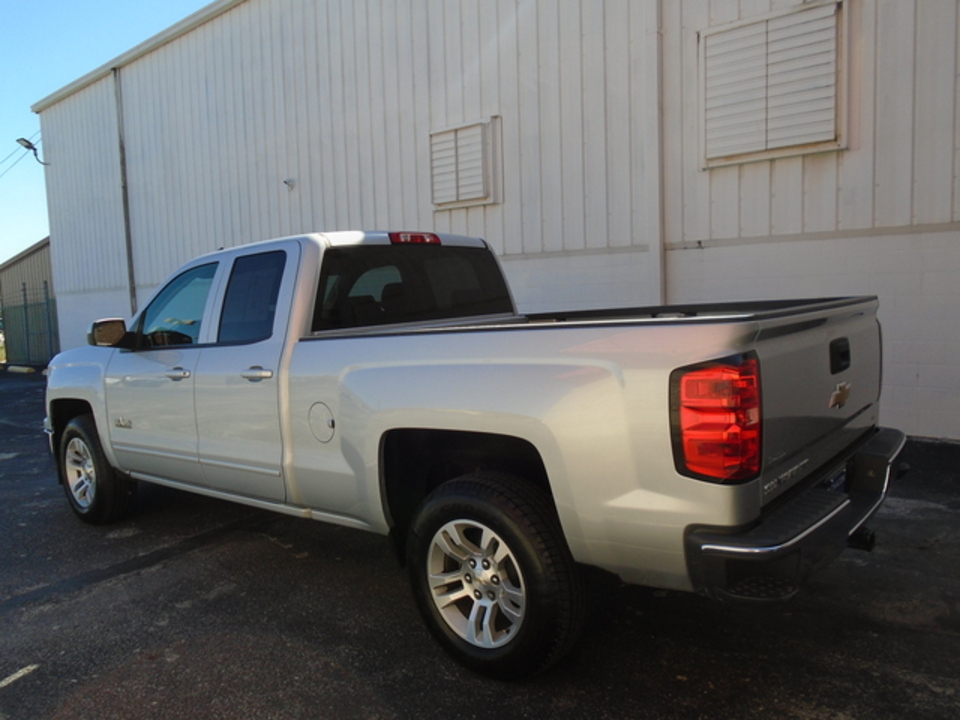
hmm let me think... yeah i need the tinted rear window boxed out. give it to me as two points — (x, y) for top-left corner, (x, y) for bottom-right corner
(313, 245), (512, 331)
(218, 250), (286, 343)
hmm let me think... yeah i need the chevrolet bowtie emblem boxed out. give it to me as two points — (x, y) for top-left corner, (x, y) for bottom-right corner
(829, 382), (852, 409)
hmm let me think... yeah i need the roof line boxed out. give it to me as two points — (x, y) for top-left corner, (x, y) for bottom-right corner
(0, 237), (50, 272)
(32, 0), (248, 114)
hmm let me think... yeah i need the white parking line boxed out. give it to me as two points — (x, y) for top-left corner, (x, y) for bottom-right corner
(0, 665), (39, 690)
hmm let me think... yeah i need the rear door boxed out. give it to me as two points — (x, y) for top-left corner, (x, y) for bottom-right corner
(193, 245), (299, 501)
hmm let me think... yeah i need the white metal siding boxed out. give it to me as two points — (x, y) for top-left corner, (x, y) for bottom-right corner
(40, 77), (128, 296)
(36, 0), (960, 440)
(666, 0), (960, 440)
(668, 0), (960, 245)
(40, 0), (663, 308)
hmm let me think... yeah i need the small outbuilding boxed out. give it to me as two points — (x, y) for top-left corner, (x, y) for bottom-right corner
(0, 237), (59, 366)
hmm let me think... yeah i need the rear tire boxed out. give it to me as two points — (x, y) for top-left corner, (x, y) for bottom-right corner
(407, 471), (585, 679)
(59, 414), (136, 524)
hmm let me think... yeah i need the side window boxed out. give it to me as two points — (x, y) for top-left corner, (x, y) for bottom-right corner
(139, 263), (217, 348)
(217, 250), (287, 344)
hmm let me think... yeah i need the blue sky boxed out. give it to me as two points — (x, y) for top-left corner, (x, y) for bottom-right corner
(0, 0), (213, 264)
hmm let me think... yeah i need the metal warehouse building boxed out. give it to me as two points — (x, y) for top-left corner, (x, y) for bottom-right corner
(0, 237), (59, 366)
(33, 0), (960, 440)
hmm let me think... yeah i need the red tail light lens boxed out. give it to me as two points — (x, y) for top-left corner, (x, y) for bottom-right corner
(389, 232), (442, 245)
(670, 354), (761, 483)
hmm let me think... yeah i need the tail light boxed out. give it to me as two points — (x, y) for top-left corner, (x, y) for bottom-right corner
(670, 354), (762, 483)
(389, 232), (441, 245)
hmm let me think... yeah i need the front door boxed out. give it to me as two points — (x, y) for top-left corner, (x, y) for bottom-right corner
(105, 262), (219, 485)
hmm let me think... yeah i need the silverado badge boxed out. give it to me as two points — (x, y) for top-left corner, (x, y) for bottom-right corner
(829, 382), (852, 409)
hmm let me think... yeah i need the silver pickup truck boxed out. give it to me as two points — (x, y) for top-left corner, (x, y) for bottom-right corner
(45, 231), (905, 678)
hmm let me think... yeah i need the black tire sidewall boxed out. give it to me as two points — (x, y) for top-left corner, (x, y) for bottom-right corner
(408, 475), (573, 678)
(59, 415), (115, 523)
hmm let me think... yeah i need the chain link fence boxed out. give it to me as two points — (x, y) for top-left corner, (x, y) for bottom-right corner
(0, 281), (59, 366)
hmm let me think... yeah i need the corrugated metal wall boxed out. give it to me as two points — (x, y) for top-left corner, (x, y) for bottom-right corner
(662, 0), (960, 440)
(40, 77), (128, 296)
(41, 0), (662, 298)
(0, 241), (53, 308)
(34, 0), (960, 438)
(0, 239), (60, 365)
(662, 0), (960, 245)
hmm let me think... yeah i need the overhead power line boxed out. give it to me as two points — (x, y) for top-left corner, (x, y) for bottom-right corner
(0, 131), (40, 169)
(0, 134), (45, 180)
(0, 152), (30, 180)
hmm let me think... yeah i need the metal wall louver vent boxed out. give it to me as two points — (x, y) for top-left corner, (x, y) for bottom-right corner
(702, 2), (840, 165)
(431, 122), (489, 206)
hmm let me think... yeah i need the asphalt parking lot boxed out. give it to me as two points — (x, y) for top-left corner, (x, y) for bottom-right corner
(1, 368), (958, 720)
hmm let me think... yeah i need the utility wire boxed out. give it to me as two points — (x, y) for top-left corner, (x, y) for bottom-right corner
(0, 148), (21, 168)
(0, 136), (45, 180)
(0, 152), (30, 180)
(0, 131), (41, 169)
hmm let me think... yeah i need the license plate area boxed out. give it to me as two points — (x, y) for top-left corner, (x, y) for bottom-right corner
(820, 467), (848, 493)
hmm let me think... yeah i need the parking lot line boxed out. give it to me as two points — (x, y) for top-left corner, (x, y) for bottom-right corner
(0, 664), (39, 690)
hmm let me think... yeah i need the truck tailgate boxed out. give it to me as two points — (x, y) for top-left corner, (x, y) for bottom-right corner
(754, 297), (882, 504)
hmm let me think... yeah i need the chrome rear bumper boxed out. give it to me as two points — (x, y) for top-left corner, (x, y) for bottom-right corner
(685, 427), (906, 601)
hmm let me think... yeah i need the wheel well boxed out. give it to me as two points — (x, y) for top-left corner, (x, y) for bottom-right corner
(381, 429), (551, 564)
(49, 399), (94, 472)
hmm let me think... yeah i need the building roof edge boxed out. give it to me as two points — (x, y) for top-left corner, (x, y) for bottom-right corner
(32, 0), (248, 113)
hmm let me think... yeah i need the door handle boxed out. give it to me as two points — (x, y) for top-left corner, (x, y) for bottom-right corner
(241, 366), (274, 381)
(165, 367), (191, 381)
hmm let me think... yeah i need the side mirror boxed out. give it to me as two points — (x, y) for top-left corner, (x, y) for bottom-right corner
(88, 318), (129, 347)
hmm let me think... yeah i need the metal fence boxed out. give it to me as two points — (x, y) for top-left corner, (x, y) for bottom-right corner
(1, 281), (59, 366)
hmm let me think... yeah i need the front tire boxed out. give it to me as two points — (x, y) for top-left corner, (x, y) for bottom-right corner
(407, 472), (585, 679)
(59, 414), (136, 524)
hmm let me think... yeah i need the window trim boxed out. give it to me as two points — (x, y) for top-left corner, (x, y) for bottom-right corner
(698, 0), (847, 169)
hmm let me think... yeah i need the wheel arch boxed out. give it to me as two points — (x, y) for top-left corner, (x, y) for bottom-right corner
(380, 428), (552, 564)
(48, 398), (95, 481)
